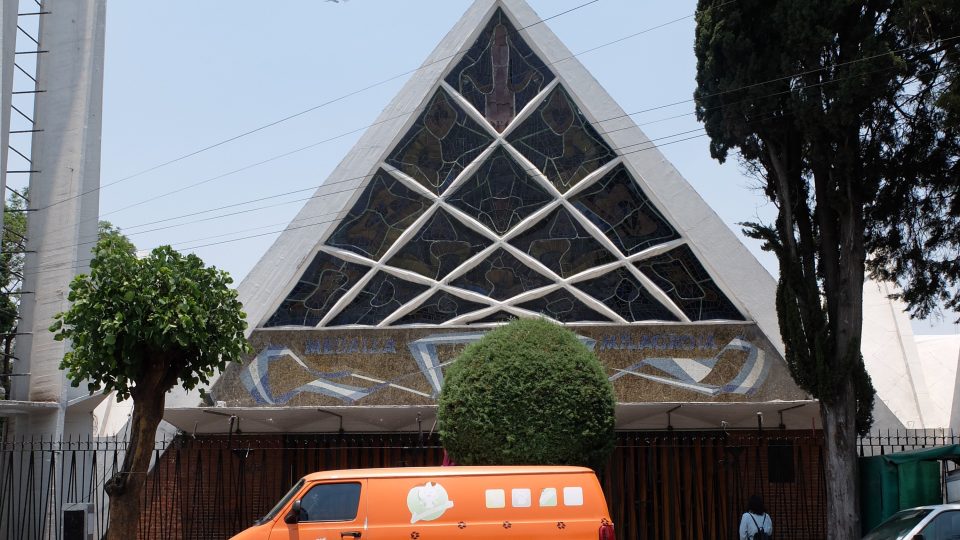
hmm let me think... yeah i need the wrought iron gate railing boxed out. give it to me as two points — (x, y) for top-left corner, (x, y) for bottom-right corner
(2, 429), (950, 540)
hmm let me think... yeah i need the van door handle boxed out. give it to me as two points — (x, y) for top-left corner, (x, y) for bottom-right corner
(340, 532), (362, 538)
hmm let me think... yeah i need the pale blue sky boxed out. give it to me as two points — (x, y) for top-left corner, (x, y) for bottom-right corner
(83, 0), (956, 334)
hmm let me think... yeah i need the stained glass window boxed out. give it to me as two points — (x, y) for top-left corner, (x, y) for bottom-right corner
(507, 86), (615, 193)
(326, 169), (430, 260)
(635, 245), (744, 320)
(570, 164), (679, 255)
(263, 252), (370, 327)
(447, 146), (552, 235)
(450, 248), (552, 300)
(509, 207), (616, 278)
(445, 7), (554, 132)
(517, 289), (611, 323)
(574, 267), (678, 322)
(386, 89), (494, 195)
(386, 209), (491, 280)
(328, 272), (429, 326)
(393, 291), (490, 325)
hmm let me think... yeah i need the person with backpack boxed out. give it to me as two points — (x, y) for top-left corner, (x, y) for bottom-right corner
(739, 494), (773, 540)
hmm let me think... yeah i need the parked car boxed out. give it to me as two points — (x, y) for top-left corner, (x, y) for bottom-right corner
(230, 465), (615, 540)
(863, 504), (960, 540)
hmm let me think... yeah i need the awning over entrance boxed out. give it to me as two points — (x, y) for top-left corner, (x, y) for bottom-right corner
(164, 400), (820, 435)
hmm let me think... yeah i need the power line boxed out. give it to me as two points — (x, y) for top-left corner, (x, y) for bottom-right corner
(37, 0), (604, 212)
(80, 17), (958, 232)
(23, 13), (959, 273)
(26, 58), (911, 259)
(27, 122), (713, 260)
(20, 128), (721, 279)
(30, 4), (711, 243)
(115, 57), (914, 234)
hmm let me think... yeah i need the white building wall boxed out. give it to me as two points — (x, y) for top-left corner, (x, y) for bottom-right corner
(861, 280), (935, 429)
(914, 335), (960, 431)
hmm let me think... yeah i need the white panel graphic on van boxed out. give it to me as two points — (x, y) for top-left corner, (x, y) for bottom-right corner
(539, 488), (558, 507)
(563, 486), (584, 506)
(512, 488), (532, 508)
(485, 489), (506, 509)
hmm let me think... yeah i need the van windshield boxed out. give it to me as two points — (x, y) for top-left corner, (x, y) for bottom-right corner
(256, 478), (305, 525)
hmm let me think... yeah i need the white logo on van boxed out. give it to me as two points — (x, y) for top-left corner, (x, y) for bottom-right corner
(407, 481), (454, 523)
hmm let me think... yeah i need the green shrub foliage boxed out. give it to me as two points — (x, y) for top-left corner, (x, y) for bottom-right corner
(438, 318), (615, 469)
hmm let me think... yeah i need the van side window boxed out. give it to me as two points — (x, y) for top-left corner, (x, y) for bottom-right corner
(299, 482), (361, 522)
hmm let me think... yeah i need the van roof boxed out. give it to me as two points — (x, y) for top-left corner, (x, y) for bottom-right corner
(302, 466), (595, 482)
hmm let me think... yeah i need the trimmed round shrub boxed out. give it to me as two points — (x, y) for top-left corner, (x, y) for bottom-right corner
(438, 318), (615, 469)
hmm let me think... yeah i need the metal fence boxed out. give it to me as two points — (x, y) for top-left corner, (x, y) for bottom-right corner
(858, 428), (959, 457)
(0, 428), (951, 540)
(0, 436), (119, 540)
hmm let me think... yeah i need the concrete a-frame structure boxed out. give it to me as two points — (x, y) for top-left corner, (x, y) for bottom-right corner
(236, 0), (782, 343)
(167, 0), (819, 434)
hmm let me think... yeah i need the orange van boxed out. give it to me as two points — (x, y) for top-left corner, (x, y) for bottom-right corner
(230, 465), (615, 540)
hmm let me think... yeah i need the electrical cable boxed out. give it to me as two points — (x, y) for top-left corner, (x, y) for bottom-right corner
(63, 26), (960, 238)
(21, 58), (916, 262)
(25, 3), (719, 243)
(18, 17), (959, 275)
(37, 0), (604, 212)
(19, 123), (754, 279)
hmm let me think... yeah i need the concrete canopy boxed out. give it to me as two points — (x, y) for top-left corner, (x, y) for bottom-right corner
(163, 400), (820, 435)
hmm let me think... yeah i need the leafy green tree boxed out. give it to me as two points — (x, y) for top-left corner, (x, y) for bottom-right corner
(694, 1), (959, 537)
(50, 229), (250, 540)
(438, 318), (615, 470)
(0, 190), (27, 401)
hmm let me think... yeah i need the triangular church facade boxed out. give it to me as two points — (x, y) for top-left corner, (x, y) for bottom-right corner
(177, 0), (814, 433)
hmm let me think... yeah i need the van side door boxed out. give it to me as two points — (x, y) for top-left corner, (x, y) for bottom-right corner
(268, 480), (367, 540)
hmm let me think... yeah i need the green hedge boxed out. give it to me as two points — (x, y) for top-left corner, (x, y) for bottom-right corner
(438, 318), (615, 469)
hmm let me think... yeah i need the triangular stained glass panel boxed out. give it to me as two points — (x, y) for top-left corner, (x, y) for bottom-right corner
(447, 146), (552, 235)
(393, 291), (490, 325)
(571, 164), (680, 255)
(635, 245), (744, 321)
(386, 88), (494, 195)
(509, 206), (616, 278)
(507, 86), (616, 193)
(445, 7), (554, 132)
(386, 209), (491, 280)
(326, 169), (430, 260)
(328, 272), (429, 326)
(263, 251), (371, 327)
(517, 289), (611, 323)
(449, 248), (552, 300)
(574, 266), (678, 322)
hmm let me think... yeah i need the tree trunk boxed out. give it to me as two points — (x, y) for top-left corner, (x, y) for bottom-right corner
(104, 386), (165, 540)
(821, 378), (861, 540)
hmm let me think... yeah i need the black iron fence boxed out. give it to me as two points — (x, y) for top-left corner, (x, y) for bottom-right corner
(0, 428), (952, 540)
(0, 436), (118, 540)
